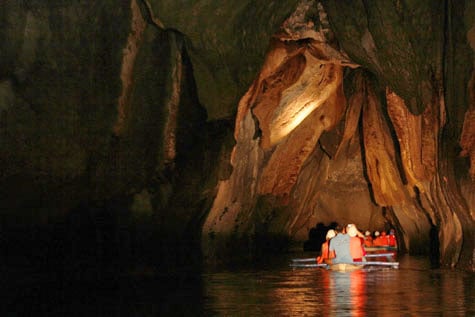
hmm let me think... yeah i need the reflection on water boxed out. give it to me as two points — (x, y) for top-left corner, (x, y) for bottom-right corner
(202, 255), (474, 316)
(330, 270), (366, 316)
(3, 254), (474, 316)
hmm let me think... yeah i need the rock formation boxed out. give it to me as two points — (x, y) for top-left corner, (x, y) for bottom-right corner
(0, 0), (473, 271)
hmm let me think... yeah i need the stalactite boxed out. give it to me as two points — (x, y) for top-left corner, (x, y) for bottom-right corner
(386, 88), (436, 192)
(362, 77), (409, 206)
(334, 70), (364, 159)
(161, 32), (184, 167)
(114, 0), (147, 135)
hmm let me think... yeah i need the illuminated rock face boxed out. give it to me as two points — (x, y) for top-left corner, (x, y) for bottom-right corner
(0, 1), (474, 270)
(201, 1), (475, 269)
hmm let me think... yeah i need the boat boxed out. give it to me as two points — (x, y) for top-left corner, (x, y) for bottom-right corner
(290, 245), (399, 270)
(364, 246), (397, 252)
(329, 263), (364, 272)
(290, 253), (399, 270)
(289, 262), (329, 268)
(364, 246), (398, 262)
(290, 260), (399, 269)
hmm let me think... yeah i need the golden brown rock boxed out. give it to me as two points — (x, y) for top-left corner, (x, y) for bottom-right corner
(386, 88), (436, 192)
(234, 39), (305, 143)
(334, 71), (364, 159)
(362, 78), (408, 206)
(258, 67), (345, 197)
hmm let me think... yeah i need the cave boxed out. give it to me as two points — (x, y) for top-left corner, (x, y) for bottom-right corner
(1, 0), (474, 282)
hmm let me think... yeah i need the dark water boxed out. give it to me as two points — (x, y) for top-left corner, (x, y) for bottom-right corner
(3, 254), (474, 316)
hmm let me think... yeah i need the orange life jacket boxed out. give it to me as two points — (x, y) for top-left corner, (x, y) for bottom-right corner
(388, 234), (397, 247)
(350, 236), (365, 261)
(373, 235), (389, 246)
(364, 236), (373, 247)
(316, 240), (336, 264)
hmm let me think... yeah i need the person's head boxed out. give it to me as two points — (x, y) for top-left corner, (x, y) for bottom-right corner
(381, 231), (387, 236)
(347, 224), (358, 237)
(326, 229), (336, 240)
(334, 224), (343, 233)
(365, 230), (371, 236)
(389, 229), (395, 235)
(374, 231), (380, 237)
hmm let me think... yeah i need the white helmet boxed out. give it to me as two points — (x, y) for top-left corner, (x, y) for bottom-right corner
(347, 226), (358, 237)
(326, 229), (336, 240)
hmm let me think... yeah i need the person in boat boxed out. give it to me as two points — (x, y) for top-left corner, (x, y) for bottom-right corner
(347, 224), (366, 262)
(328, 227), (352, 264)
(373, 231), (380, 246)
(388, 229), (397, 247)
(328, 224), (365, 264)
(364, 230), (373, 247)
(373, 231), (389, 246)
(316, 229), (336, 264)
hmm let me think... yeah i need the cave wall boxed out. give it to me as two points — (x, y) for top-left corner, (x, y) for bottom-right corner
(0, 0), (232, 272)
(0, 1), (130, 219)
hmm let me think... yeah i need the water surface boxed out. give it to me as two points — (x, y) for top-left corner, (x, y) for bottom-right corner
(202, 255), (474, 316)
(4, 254), (474, 316)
